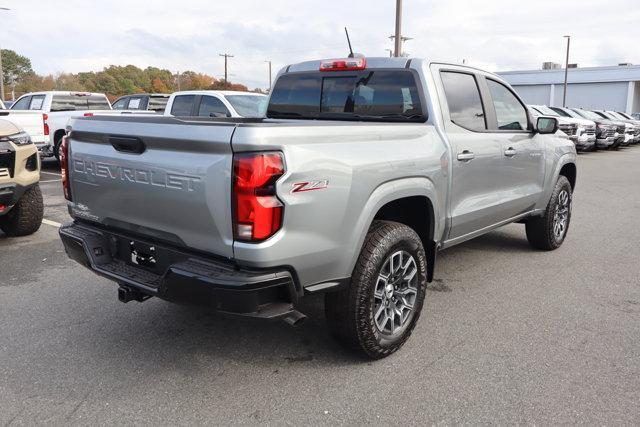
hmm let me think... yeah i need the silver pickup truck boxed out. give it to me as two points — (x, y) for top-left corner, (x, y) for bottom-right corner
(59, 57), (577, 358)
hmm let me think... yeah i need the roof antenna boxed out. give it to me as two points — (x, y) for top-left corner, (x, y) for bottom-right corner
(345, 27), (354, 58)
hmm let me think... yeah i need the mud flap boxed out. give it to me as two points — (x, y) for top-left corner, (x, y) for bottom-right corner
(426, 240), (437, 283)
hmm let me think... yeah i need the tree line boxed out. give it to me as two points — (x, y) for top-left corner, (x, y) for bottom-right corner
(2, 49), (257, 102)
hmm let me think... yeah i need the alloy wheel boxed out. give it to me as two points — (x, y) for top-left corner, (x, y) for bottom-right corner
(373, 250), (419, 336)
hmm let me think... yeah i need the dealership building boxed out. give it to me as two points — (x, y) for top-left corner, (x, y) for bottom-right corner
(498, 64), (640, 114)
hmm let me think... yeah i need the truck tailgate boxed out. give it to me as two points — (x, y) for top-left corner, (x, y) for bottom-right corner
(0, 110), (46, 143)
(67, 116), (236, 258)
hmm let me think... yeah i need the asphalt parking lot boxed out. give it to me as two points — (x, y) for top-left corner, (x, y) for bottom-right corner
(1, 148), (640, 425)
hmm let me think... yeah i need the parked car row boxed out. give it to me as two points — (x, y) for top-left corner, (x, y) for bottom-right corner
(2, 90), (268, 160)
(528, 104), (640, 151)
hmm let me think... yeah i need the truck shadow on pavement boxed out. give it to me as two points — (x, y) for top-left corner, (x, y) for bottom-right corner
(78, 227), (533, 368)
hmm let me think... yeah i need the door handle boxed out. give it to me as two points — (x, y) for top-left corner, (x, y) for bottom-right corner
(457, 150), (475, 162)
(504, 147), (517, 157)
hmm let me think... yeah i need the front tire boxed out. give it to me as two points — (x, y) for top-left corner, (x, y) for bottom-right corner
(525, 176), (572, 250)
(325, 220), (427, 359)
(0, 185), (44, 236)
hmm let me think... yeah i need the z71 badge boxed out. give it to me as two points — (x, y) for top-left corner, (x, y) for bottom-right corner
(291, 180), (329, 193)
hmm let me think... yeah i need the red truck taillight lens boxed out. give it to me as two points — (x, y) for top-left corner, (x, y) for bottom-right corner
(319, 57), (366, 72)
(233, 152), (284, 242)
(60, 135), (72, 201)
(42, 114), (49, 136)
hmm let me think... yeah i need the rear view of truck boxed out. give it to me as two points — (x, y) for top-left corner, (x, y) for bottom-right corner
(59, 114), (300, 321)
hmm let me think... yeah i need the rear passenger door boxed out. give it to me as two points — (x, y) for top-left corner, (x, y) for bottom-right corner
(435, 66), (504, 241)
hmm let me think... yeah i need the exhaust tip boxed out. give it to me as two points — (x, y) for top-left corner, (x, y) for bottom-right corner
(282, 310), (307, 327)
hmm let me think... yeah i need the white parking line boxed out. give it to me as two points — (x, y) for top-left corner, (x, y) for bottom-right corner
(40, 179), (61, 183)
(42, 219), (62, 228)
(41, 171), (61, 177)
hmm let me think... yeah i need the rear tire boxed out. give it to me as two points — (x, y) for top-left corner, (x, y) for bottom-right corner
(0, 185), (44, 236)
(525, 176), (572, 250)
(325, 220), (427, 359)
(53, 136), (62, 162)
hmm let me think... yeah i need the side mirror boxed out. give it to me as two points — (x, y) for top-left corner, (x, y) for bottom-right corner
(536, 117), (558, 134)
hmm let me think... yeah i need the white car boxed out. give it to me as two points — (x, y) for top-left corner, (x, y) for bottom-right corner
(11, 91), (116, 159)
(529, 105), (597, 151)
(164, 91), (267, 118)
(0, 99), (48, 148)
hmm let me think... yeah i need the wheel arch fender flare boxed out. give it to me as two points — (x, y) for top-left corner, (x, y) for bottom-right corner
(538, 152), (577, 210)
(551, 153), (577, 190)
(345, 177), (442, 282)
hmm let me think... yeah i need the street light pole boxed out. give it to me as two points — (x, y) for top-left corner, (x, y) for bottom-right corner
(393, 0), (402, 57)
(0, 7), (10, 101)
(562, 35), (571, 107)
(264, 60), (272, 92)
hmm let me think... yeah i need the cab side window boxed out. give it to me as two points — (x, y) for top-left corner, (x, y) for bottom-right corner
(170, 95), (196, 116)
(112, 98), (128, 109)
(198, 96), (230, 117)
(11, 96), (31, 110)
(486, 79), (528, 131)
(29, 95), (46, 110)
(440, 71), (486, 131)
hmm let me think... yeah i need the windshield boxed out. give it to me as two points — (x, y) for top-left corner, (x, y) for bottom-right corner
(574, 109), (602, 121)
(225, 95), (267, 117)
(617, 112), (632, 120)
(549, 107), (572, 118)
(534, 105), (559, 116)
(596, 111), (616, 120)
(267, 70), (426, 122)
(608, 112), (626, 121)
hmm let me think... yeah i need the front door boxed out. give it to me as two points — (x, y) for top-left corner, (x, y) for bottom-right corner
(482, 78), (545, 220)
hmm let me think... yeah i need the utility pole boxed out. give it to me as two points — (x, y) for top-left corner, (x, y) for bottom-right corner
(264, 60), (272, 92)
(562, 35), (571, 107)
(175, 71), (181, 91)
(393, 0), (402, 57)
(0, 7), (10, 101)
(389, 1), (412, 58)
(219, 53), (234, 84)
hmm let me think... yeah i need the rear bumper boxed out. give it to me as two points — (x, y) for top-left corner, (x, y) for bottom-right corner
(59, 221), (300, 319)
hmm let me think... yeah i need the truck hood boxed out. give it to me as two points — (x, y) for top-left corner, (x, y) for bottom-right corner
(0, 118), (23, 136)
(556, 117), (594, 127)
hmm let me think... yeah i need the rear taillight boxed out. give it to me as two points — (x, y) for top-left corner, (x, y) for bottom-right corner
(60, 135), (71, 201)
(42, 114), (49, 136)
(233, 152), (285, 242)
(83, 113), (94, 117)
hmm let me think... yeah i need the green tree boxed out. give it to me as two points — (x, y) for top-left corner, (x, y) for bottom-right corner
(1, 49), (34, 83)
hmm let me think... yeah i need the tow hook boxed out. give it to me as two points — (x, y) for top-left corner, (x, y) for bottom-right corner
(117, 285), (151, 303)
(282, 310), (307, 327)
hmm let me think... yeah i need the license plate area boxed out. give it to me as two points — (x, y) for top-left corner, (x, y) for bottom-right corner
(129, 241), (157, 269)
(113, 236), (169, 274)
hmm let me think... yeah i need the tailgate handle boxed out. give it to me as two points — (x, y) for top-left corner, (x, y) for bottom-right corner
(109, 136), (146, 154)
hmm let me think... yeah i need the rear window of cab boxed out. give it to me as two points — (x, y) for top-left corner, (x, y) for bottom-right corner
(267, 70), (426, 122)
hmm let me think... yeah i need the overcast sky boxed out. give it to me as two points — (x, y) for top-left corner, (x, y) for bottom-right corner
(3, 0), (639, 89)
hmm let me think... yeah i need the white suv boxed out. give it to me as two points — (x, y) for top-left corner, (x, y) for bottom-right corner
(164, 91), (267, 118)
